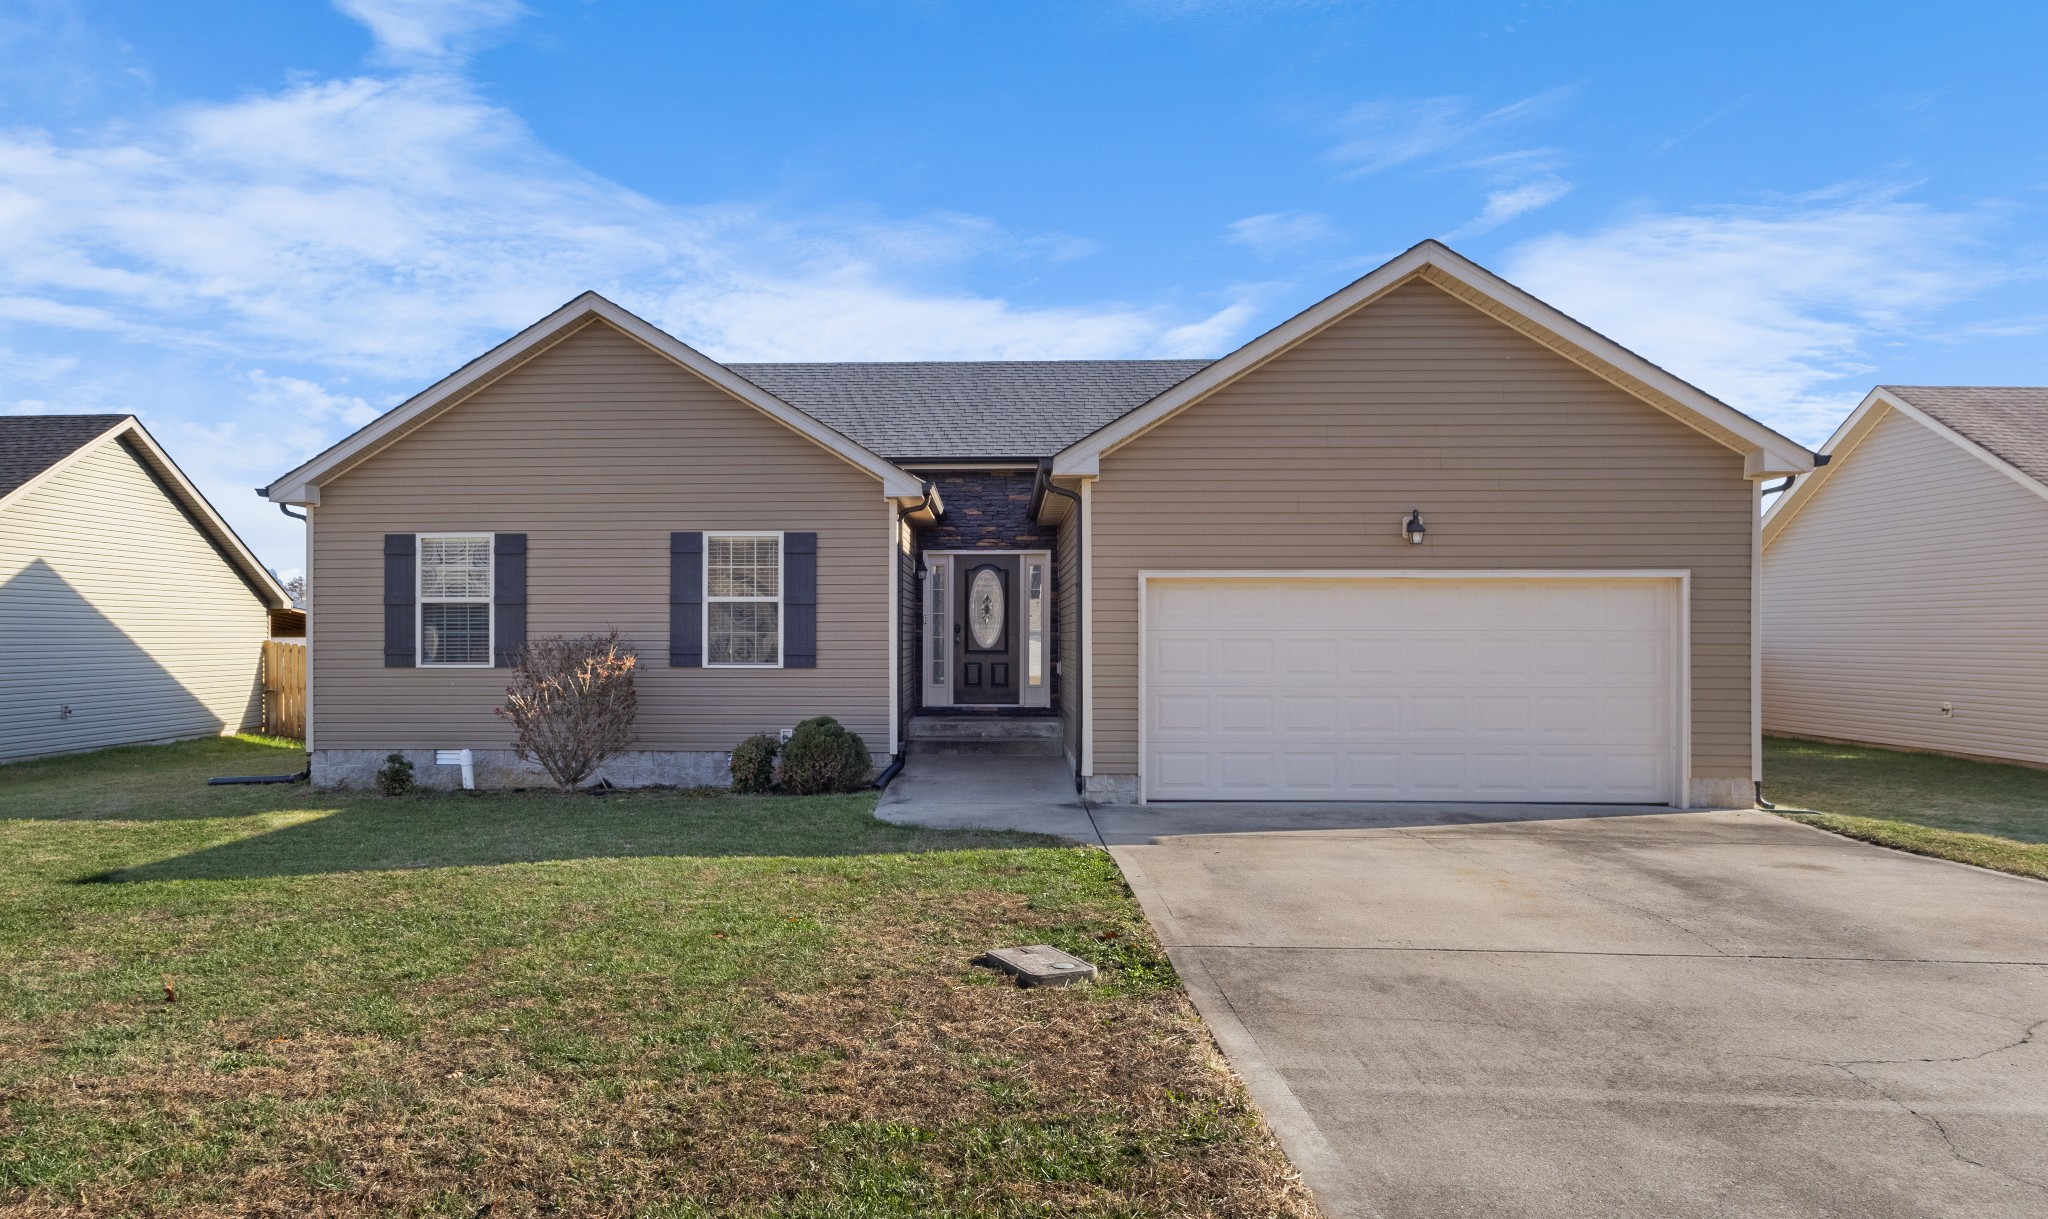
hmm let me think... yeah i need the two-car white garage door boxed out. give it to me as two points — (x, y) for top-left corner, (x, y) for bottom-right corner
(1143, 575), (1682, 803)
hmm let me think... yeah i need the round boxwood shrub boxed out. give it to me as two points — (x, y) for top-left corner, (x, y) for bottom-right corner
(778, 716), (873, 795)
(729, 732), (780, 794)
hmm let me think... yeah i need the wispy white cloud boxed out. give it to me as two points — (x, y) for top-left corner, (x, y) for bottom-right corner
(333, 0), (525, 64)
(1504, 192), (1999, 441)
(1450, 175), (1573, 237)
(1328, 88), (1573, 176)
(247, 370), (379, 428)
(1327, 88), (1578, 234)
(1225, 211), (1338, 257)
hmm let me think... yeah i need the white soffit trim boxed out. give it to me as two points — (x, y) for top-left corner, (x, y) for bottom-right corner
(1763, 386), (2048, 548)
(1051, 239), (1816, 479)
(1, 416), (290, 607)
(263, 292), (925, 503)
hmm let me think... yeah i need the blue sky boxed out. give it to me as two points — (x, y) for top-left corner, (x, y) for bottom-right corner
(3, 0), (2045, 575)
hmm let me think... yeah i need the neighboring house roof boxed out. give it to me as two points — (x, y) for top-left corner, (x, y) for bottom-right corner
(0, 414), (289, 608)
(0, 415), (133, 500)
(1881, 386), (2048, 487)
(263, 293), (927, 505)
(1764, 385), (2048, 546)
(728, 360), (1211, 461)
(1051, 239), (1816, 479)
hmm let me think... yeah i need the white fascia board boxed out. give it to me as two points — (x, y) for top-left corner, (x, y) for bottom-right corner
(1, 416), (291, 607)
(1761, 388), (1887, 547)
(264, 291), (924, 503)
(121, 420), (292, 607)
(1051, 239), (1816, 479)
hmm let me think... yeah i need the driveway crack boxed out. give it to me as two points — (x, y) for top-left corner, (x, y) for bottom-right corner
(1823, 1060), (2048, 1198)
(1834, 1016), (2048, 1067)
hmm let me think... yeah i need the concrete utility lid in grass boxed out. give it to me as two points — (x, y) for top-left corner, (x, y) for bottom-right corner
(980, 944), (1098, 987)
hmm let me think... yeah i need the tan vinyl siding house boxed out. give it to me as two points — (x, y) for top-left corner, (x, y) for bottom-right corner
(0, 419), (285, 764)
(1076, 280), (1756, 804)
(1047, 244), (1811, 806)
(269, 241), (1810, 801)
(1763, 387), (2048, 764)
(299, 317), (902, 788)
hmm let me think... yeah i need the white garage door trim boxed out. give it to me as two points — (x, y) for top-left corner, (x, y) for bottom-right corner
(1137, 569), (1693, 807)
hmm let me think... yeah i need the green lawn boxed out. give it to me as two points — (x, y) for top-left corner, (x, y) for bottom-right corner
(0, 737), (1314, 1218)
(1765, 735), (2048, 881)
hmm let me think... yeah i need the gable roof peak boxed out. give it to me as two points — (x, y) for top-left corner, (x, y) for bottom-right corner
(1051, 239), (1814, 480)
(262, 290), (926, 504)
(0, 414), (286, 607)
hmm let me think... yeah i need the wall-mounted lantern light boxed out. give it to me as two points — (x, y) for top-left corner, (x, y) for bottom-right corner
(1401, 509), (1427, 545)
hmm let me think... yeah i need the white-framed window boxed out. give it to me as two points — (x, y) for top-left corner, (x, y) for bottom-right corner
(418, 533), (493, 667)
(706, 532), (782, 667)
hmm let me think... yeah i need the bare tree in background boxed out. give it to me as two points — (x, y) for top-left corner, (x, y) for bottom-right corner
(496, 631), (639, 791)
(282, 575), (306, 606)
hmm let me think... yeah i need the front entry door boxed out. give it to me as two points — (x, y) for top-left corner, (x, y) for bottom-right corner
(953, 556), (1020, 704)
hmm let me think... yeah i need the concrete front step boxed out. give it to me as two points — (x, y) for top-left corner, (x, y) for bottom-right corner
(907, 715), (1064, 757)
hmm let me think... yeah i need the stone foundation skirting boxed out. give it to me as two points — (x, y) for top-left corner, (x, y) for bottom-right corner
(1687, 776), (1756, 809)
(311, 748), (732, 792)
(1081, 773), (1140, 805)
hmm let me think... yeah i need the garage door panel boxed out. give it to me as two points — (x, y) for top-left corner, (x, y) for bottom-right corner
(1343, 695), (1401, 733)
(1145, 577), (1679, 803)
(1338, 638), (1401, 677)
(1218, 695), (1274, 732)
(1474, 695), (1533, 733)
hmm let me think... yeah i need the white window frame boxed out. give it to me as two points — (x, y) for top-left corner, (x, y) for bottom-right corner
(704, 530), (785, 669)
(416, 532), (494, 668)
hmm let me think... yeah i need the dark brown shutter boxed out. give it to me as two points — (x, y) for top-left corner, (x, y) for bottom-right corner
(670, 531), (703, 667)
(383, 534), (416, 667)
(784, 531), (817, 668)
(493, 533), (526, 667)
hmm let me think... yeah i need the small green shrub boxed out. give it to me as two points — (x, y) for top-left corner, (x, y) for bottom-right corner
(778, 716), (873, 795)
(374, 753), (415, 796)
(730, 732), (780, 794)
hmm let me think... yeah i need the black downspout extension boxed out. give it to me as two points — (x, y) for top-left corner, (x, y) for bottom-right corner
(870, 753), (907, 790)
(1754, 781), (1776, 811)
(1036, 460), (1085, 794)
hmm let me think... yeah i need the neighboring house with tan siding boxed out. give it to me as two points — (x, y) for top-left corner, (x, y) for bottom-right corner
(265, 240), (1812, 804)
(1763, 386), (2048, 765)
(1, 415), (289, 764)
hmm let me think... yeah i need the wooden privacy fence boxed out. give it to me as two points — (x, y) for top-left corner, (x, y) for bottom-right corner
(262, 640), (307, 740)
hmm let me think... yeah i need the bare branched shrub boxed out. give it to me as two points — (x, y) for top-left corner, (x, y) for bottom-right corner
(496, 631), (639, 791)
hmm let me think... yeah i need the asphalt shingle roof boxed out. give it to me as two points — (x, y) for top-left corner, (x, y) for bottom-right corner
(0, 414), (129, 501)
(1883, 386), (2048, 486)
(727, 360), (1213, 461)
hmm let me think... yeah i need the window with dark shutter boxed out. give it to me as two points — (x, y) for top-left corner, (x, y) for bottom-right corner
(417, 535), (493, 666)
(383, 534), (416, 667)
(493, 533), (526, 667)
(784, 531), (817, 668)
(670, 531), (703, 667)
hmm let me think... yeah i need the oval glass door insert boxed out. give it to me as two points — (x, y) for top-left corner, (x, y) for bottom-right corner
(968, 568), (1005, 649)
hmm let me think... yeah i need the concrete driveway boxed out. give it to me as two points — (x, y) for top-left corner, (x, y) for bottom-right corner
(1092, 804), (2048, 1219)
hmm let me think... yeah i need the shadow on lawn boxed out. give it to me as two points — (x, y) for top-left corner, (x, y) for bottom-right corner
(91, 790), (1055, 882)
